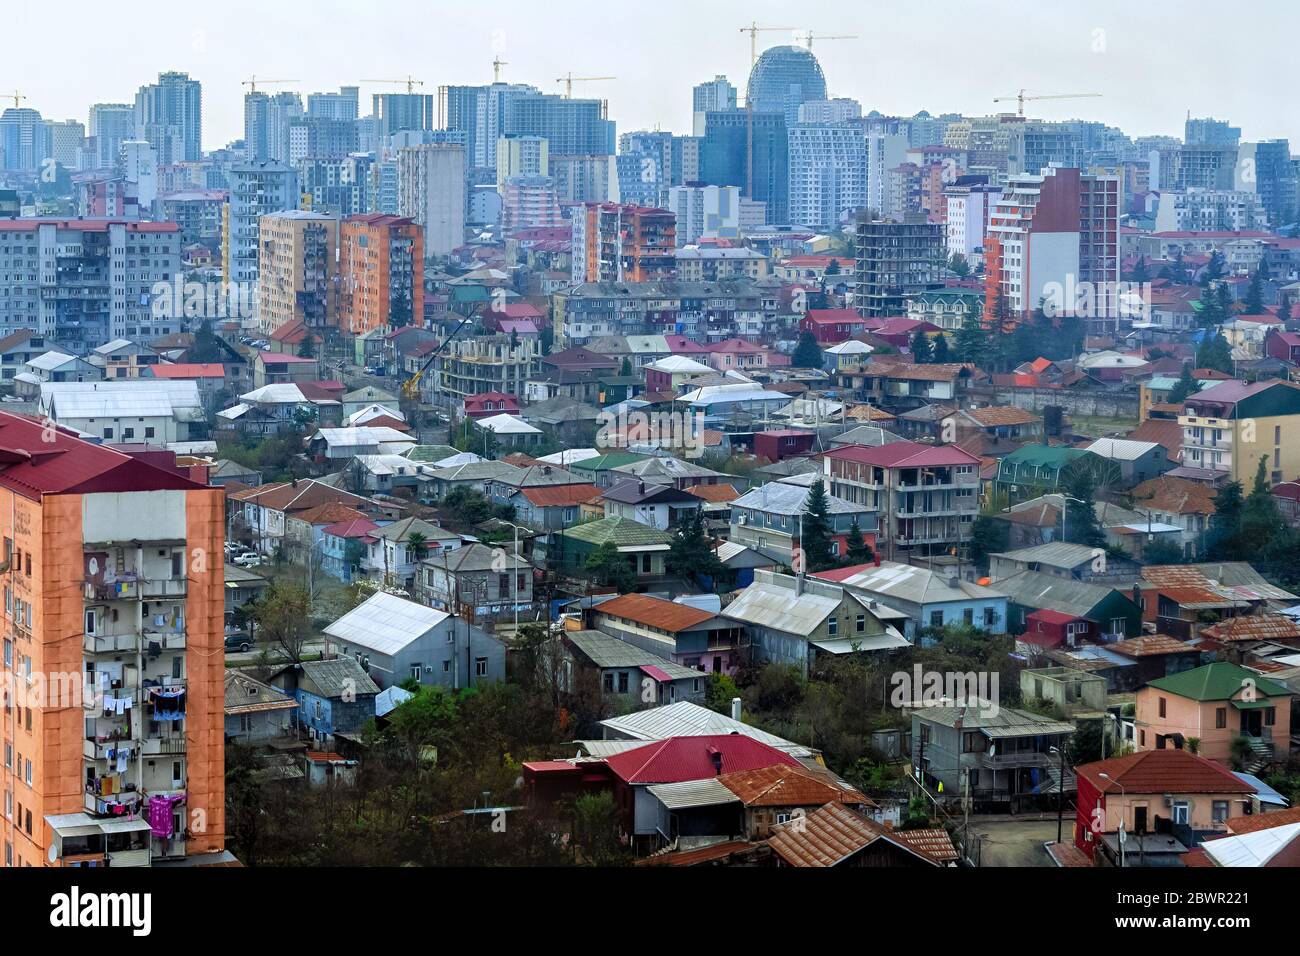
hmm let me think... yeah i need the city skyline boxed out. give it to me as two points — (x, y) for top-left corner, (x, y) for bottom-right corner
(3, 0), (1292, 147)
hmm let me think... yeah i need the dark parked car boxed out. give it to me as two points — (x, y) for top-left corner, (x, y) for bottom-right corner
(225, 632), (254, 653)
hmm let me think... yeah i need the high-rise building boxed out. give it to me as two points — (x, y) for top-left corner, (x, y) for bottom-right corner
(0, 219), (181, 347)
(984, 166), (1120, 332)
(496, 134), (549, 186)
(1174, 144), (1238, 191)
(798, 98), (862, 124)
(121, 140), (159, 208)
(550, 154), (618, 203)
(222, 162), (300, 288)
(243, 91), (303, 163)
(787, 124), (867, 230)
(307, 87), (360, 121)
(1155, 189), (1269, 232)
(866, 131), (909, 216)
(88, 104), (135, 170)
(571, 203), (676, 284)
(853, 215), (945, 318)
(662, 184), (742, 246)
(746, 46), (827, 126)
(617, 130), (674, 207)
(397, 143), (466, 257)
(287, 117), (359, 167)
(372, 93), (436, 141)
(1236, 140), (1297, 226)
(499, 176), (562, 231)
(441, 82), (541, 173)
(338, 213), (423, 335)
(0, 416), (226, 869)
(944, 183), (1002, 263)
(47, 120), (85, 169)
(1185, 116), (1240, 147)
(134, 71), (202, 164)
(701, 109), (788, 224)
(501, 92), (614, 158)
(256, 210), (339, 335)
(692, 76), (737, 136)
(298, 154), (374, 216)
(0, 108), (48, 172)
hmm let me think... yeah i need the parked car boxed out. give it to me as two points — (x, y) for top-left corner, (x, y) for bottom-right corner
(233, 552), (263, 568)
(224, 632), (253, 653)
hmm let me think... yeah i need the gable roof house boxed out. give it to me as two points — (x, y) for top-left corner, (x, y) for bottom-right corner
(587, 592), (748, 677)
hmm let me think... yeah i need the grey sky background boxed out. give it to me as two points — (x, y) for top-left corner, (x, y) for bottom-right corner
(7, 0), (1285, 147)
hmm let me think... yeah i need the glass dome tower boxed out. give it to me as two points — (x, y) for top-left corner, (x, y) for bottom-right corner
(746, 45), (828, 125)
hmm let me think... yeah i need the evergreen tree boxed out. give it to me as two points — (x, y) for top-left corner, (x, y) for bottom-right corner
(1241, 455), (1284, 553)
(1167, 364), (1201, 404)
(792, 330), (823, 369)
(619, 357), (632, 376)
(1277, 293), (1293, 325)
(948, 253), (971, 278)
(665, 508), (726, 587)
(1217, 282), (1235, 319)
(1131, 255), (1149, 283)
(909, 328), (932, 363)
(1195, 332), (1234, 375)
(1062, 470), (1106, 548)
(1245, 269), (1266, 314)
(191, 319), (223, 363)
(798, 480), (836, 572)
(297, 333), (317, 359)
(844, 517), (874, 565)
(825, 259), (841, 276)
(953, 314), (988, 366)
(930, 334), (951, 364)
(1202, 251), (1226, 285)
(539, 326), (554, 355)
(585, 541), (636, 592)
(1207, 480), (1245, 560)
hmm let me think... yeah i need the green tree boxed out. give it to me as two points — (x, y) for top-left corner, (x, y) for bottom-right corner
(584, 541), (636, 592)
(1277, 293), (1293, 325)
(1206, 480), (1245, 560)
(953, 313), (988, 367)
(704, 673), (742, 715)
(948, 252), (971, 278)
(1062, 471), (1106, 548)
(798, 479), (836, 572)
(665, 508), (726, 587)
(1241, 455), (1285, 554)
(792, 330), (823, 369)
(930, 334), (951, 364)
(1202, 251), (1226, 285)
(250, 582), (312, 662)
(844, 517), (874, 565)
(1167, 364), (1201, 404)
(407, 531), (429, 561)
(539, 325), (554, 356)
(909, 328), (932, 363)
(190, 319), (223, 363)
(619, 357), (632, 376)
(970, 513), (1010, 574)
(1195, 332), (1234, 374)
(570, 792), (629, 866)
(1244, 269), (1266, 314)
(385, 686), (458, 765)
(1140, 537), (1185, 566)
(297, 333), (317, 358)
(1131, 255), (1149, 283)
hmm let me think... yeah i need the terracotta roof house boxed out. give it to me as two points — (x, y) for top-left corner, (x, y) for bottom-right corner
(587, 592), (745, 676)
(767, 801), (953, 867)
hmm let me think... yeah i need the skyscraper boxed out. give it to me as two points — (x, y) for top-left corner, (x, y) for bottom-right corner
(372, 93), (436, 141)
(244, 91), (303, 163)
(701, 109), (788, 224)
(0, 108), (48, 172)
(746, 46), (827, 126)
(307, 87), (360, 121)
(397, 144), (466, 257)
(787, 124), (867, 230)
(692, 75), (737, 136)
(88, 104), (136, 170)
(223, 162), (300, 287)
(134, 71), (202, 164)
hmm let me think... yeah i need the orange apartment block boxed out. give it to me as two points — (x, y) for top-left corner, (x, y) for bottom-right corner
(574, 203), (676, 284)
(338, 213), (425, 336)
(0, 414), (225, 868)
(1134, 661), (1293, 765)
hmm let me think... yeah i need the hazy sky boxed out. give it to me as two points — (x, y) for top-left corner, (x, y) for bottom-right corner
(6, 0), (1289, 147)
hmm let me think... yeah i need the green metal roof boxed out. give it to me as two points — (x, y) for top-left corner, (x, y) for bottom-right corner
(1001, 445), (1094, 469)
(569, 452), (649, 472)
(558, 515), (673, 548)
(1147, 662), (1290, 702)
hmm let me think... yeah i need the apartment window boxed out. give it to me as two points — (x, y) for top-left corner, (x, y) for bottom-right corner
(410, 664), (422, 681)
(475, 657), (488, 677)
(1158, 697), (1166, 718)
(1216, 707), (1227, 729)
(827, 617), (838, 636)
(930, 610), (944, 628)
(1212, 801), (1229, 824)
(1265, 707), (1276, 727)
(856, 614), (865, 633)
(1172, 802), (1190, 825)
(617, 672), (629, 694)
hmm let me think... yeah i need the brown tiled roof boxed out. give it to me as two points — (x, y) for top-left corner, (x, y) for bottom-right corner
(845, 404), (897, 422)
(1076, 750), (1254, 796)
(501, 452), (545, 468)
(634, 840), (753, 867)
(293, 502), (368, 526)
(767, 801), (947, 867)
(1046, 842), (1093, 867)
(519, 483), (601, 508)
(1131, 474), (1215, 514)
(230, 479), (371, 514)
(717, 764), (873, 809)
(1226, 806), (1300, 835)
(1001, 503), (1061, 527)
(1128, 418), (1184, 457)
(1141, 565), (1215, 589)
(686, 482), (741, 503)
(962, 406), (1040, 427)
(1109, 634), (1199, 658)
(1201, 613), (1300, 644)
(592, 592), (716, 633)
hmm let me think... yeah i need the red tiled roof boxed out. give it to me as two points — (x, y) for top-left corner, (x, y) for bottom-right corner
(150, 363), (225, 379)
(1076, 750), (1254, 795)
(1200, 613), (1300, 644)
(717, 764), (872, 808)
(604, 735), (800, 785)
(592, 592), (716, 632)
(321, 517), (379, 539)
(686, 482), (740, 503)
(1226, 806), (1300, 835)
(823, 439), (980, 469)
(519, 483), (601, 508)
(1109, 635), (1199, 658)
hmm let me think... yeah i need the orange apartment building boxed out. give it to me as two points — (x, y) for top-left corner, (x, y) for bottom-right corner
(571, 202), (676, 284)
(1135, 661), (1293, 766)
(338, 213), (425, 336)
(0, 414), (225, 868)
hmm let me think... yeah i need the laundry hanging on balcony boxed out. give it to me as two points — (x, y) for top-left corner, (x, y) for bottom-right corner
(148, 687), (186, 721)
(146, 794), (186, 838)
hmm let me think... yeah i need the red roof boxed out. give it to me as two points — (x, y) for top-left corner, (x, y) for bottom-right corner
(0, 413), (207, 501)
(603, 735), (800, 785)
(1076, 749), (1254, 795)
(321, 517), (380, 539)
(1029, 609), (1083, 626)
(150, 363), (225, 379)
(823, 440), (981, 469)
(519, 483), (601, 508)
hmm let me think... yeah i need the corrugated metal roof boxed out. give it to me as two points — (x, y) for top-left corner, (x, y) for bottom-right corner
(599, 701), (815, 758)
(722, 580), (838, 636)
(324, 592), (450, 656)
(647, 778), (741, 809)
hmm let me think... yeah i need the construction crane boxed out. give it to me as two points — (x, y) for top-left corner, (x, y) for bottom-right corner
(362, 76), (425, 94)
(555, 73), (615, 99)
(241, 76), (297, 94)
(492, 56), (508, 84)
(993, 89), (1102, 118)
(799, 31), (859, 51)
(739, 21), (795, 65)
(401, 304), (486, 402)
(2, 90), (25, 108)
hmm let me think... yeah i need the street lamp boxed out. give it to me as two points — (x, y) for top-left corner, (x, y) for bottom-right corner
(1098, 771), (1126, 868)
(498, 520), (528, 632)
(1054, 494), (1086, 544)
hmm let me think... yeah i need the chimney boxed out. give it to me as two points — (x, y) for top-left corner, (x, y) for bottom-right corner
(730, 697), (742, 722)
(707, 745), (723, 776)
(947, 574), (960, 590)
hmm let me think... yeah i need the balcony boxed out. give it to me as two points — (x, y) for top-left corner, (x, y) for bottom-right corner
(979, 750), (1054, 769)
(142, 736), (187, 757)
(140, 576), (188, 598)
(84, 632), (139, 654)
